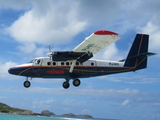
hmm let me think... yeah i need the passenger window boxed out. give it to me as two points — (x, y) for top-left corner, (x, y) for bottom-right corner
(53, 62), (56, 66)
(66, 62), (69, 66)
(76, 62), (79, 66)
(91, 63), (94, 66)
(61, 62), (64, 66)
(47, 62), (51, 66)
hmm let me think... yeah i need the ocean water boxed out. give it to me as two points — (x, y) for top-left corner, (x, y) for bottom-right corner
(0, 114), (103, 120)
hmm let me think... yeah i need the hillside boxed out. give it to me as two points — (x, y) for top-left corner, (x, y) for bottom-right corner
(0, 102), (39, 115)
(0, 102), (93, 118)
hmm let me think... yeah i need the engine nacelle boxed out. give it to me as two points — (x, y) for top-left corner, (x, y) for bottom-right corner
(52, 51), (93, 63)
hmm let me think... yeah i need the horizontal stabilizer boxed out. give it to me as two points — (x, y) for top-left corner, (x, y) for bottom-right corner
(130, 52), (156, 59)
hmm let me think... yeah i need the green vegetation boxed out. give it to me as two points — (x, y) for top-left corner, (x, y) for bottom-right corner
(0, 102), (26, 114)
(0, 102), (93, 118)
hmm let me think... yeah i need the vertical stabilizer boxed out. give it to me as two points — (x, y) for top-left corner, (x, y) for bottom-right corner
(124, 34), (154, 70)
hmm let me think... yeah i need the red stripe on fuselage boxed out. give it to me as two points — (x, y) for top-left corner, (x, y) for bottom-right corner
(11, 66), (32, 69)
(11, 66), (133, 69)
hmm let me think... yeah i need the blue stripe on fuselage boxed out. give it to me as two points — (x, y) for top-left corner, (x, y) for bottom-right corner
(8, 65), (134, 78)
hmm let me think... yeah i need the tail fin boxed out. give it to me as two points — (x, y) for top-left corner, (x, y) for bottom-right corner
(124, 34), (155, 70)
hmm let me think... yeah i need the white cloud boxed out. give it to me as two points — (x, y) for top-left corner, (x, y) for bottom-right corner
(122, 99), (130, 106)
(121, 99), (131, 108)
(7, 1), (87, 45)
(18, 43), (49, 57)
(82, 109), (90, 114)
(32, 98), (55, 109)
(99, 73), (160, 84)
(0, 86), (140, 97)
(0, 61), (18, 80)
(139, 20), (160, 53)
(93, 43), (124, 61)
(18, 43), (36, 54)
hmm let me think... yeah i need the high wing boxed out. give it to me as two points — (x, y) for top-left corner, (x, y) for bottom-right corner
(73, 30), (120, 54)
(49, 30), (120, 73)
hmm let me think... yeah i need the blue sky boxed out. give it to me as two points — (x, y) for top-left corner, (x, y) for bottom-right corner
(0, 0), (160, 120)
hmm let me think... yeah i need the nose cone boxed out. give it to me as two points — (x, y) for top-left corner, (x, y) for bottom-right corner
(8, 66), (21, 76)
(8, 67), (16, 75)
(8, 63), (32, 76)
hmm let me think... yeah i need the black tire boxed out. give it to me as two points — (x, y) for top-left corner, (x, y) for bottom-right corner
(23, 81), (31, 88)
(62, 81), (70, 89)
(73, 79), (81, 87)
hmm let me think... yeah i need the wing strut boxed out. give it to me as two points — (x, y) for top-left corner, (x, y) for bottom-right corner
(69, 60), (76, 73)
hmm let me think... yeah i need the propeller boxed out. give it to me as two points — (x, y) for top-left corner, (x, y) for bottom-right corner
(46, 45), (54, 56)
(49, 45), (51, 53)
(46, 45), (54, 61)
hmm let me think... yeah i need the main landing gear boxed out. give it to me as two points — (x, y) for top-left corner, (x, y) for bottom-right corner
(23, 78), (31, 88)
(22, 77), (81, 89)
(62, 78), (81, 89)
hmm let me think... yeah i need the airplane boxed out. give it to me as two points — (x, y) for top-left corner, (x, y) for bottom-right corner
(8, 30), (155, 89)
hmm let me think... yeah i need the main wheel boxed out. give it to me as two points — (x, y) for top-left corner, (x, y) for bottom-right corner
(73, 79), (81, 87)
(23, 81), (31, 88)
(62, 81), (70, 89)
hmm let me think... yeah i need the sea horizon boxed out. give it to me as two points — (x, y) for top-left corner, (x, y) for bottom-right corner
(0, 113), (117, 120)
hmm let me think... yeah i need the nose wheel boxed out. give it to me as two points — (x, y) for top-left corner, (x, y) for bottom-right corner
(23, 78), (31, 88)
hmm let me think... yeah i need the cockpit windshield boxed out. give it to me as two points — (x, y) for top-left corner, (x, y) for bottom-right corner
(30, 59), (37, 63)
(30, 59), (41, 64)
(30, 60), (34, 63)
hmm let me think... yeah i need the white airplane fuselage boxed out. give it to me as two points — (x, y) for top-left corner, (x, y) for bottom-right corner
(8, 57), (126, 79)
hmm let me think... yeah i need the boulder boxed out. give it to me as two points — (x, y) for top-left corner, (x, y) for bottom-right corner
(41, 110), (55, 116)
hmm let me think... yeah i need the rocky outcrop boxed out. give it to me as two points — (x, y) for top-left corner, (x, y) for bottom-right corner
(76, 114), (93, 118)
(41, 110), (55, 116)
(61, 113), (75, 117)
(60, 113), (93, 118)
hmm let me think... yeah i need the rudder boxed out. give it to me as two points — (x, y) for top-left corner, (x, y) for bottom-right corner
(124, 34), (153, 70)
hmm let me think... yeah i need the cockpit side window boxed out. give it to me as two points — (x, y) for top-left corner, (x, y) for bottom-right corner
(36, 59), (41, 64)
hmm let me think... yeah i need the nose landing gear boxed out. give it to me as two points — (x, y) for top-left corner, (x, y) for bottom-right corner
(23, 78), (31, 88)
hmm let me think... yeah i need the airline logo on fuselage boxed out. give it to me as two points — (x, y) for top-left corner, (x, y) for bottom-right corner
(48, 70), (64, 74)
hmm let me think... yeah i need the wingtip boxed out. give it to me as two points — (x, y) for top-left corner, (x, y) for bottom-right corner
(94, 30), (118, 35)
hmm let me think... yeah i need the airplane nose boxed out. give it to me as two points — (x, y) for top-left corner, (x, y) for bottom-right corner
(8, 68), (13, 74)
(8, 67), (17, 75)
